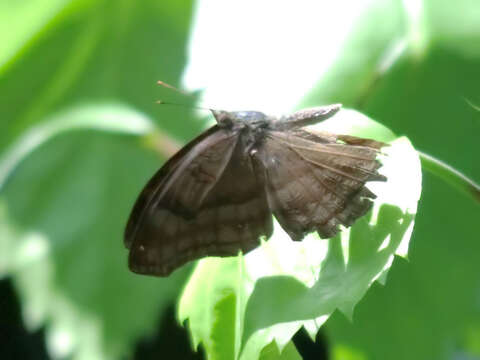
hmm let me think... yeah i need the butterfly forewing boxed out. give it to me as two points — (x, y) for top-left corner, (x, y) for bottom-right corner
(126, 128), (272, 276)
(125, 125), (230, 247)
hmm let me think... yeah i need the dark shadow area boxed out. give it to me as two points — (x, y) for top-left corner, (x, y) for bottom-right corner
(293, 327), (329, 360)
(0, 277), (204, 360)
(0, 278), (49, 360)
(133, 304), (204, 360)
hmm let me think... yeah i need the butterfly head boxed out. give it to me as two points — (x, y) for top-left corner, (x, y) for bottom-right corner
(212, 110), (269, 129)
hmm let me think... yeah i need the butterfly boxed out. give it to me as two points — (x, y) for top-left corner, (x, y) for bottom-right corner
(124, 104), (386, 276)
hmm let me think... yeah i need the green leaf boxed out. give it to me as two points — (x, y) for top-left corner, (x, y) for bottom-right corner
(0, 0), (69, 71)
(258, 341), (302, 360)
(179, 257), (248, 360)
(424, 0), (480, 57)
(0, 1), (197, 359)
(0, 103), (154, 189)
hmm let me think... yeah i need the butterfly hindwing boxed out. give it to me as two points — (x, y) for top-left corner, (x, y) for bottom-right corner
(256, 129), (385, 240)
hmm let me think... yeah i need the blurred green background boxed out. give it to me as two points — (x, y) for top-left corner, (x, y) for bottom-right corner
(0, 0), (479, 359)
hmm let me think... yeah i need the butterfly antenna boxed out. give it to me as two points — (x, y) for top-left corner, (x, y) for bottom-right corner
(157, 80), (194, 98)
(156, 80), (216, 112)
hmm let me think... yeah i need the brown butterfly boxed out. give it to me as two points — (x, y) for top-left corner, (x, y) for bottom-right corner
(124, 104), (386, 276)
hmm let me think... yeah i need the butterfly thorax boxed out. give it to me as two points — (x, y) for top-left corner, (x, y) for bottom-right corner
(212, 110), (272, 128)
(212, 110), (273, 152)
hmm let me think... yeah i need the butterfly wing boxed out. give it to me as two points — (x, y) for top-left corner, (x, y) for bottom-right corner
(255, 129), (386, 241)
(125, 125), (232, 248)
(125, 126), (272, 276)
